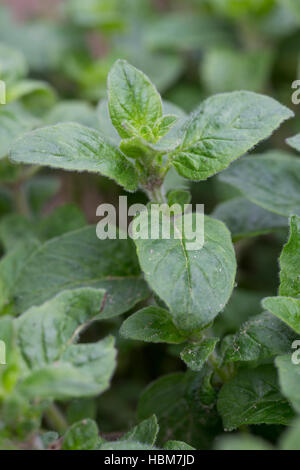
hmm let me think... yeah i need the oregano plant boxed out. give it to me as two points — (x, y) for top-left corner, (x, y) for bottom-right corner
(0, 3), (299, 450)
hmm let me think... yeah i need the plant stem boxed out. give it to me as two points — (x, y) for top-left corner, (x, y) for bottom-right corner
(44, 403), (68, 435)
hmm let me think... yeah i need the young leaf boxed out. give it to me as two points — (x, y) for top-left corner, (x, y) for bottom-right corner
(10, 123), (139, 191)
(135, 214), (236, 332)
(122, 415), (159, 446)
(62, 419), (99, 450)
(219, 152), (300, 217)
(0, 103), (39, 159)
(279, 215), (300, 297)
(262, 297), (300, 334)
(212, 197), (287, 241)
(99, 441), (154, 450)
(120, 306), (187, 344)
(163, 440), (195, 450)
(171, 93), (293, 180)
(108, 59), (162, 140)
(223, 312), (297, 363)
(276, 355), (300, 414)
(286, 133), (300, 151)
(180, 338), (219, 371)
(217, 365), (294, 431)
(45, 100), (98, 129)
(11, 226), (149, 318)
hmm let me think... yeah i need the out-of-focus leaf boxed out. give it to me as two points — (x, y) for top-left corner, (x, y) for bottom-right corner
(219, 152), (300, 217)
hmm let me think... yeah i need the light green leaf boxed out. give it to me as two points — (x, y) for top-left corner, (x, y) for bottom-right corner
(262, 297), (300, 333)
(279, 215), (300, 297)
(120, 306), (187, 344)
(212, 197), (287, 241)
(108, 59), (162, 140)
(135, 214), (236, 332)
(122, 415), (159, 446)
(12, 226), (149, 318)
(99, 441), (154, 450)
(180, 338), (219, 371)
(280, 417), (300, 450)
(286, 133), (300, 151)
(145, 12), (232, 51)
(202, 47), (272, 93)
(0, 102), (39, 159)
(278, 0), (300, 21)
(10, 122), (139, 191)
(219, 151), (300, 216)
(167, 190), (191, 210)
(276, 355), (300, 414)
(217, 365), (294, 431)
(215, 434), (272, 450)
(163, 440), (195, 450)
(223, 312), (297, 363)
(62, 419), (99, 450)
(171, 94), (293, 181)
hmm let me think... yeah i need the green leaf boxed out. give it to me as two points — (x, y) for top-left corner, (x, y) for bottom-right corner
(219, 152), (300, 217)
(0, 42), (27, 82)
(171, 93), (293, 180)
(12, 226), (149, 318)
(0, 102), (39, 159)
(223, 312), (297, 363)
(62, 419), (99, 450)
(16, 289), (117, 400)
(279, 215), (300, 297)
(107, 59), (162, 140)
(286, 133), (300, 151)
(215, 434), (272, 450)
(6, 80), (56, 110)
(276, 355), (300, 414)
(153, 115), (178, 140)
(10, 122), (139, 191)
(278, 0), (300, 21)
(212, 197), (287, 241)
(217, 365), (294, 431)
(120, 306), (187, 344)
(99, 441), (154, 450)
(138, 369), (220, 449)
(280, 417), (300, 450)
(180, 338), (219, 371)
(202, 47), (272, 94)
(163, 440), (195, 450)
(135, 214), (236, 332)
(262, 297), (300, 334)
(122, 415), (159, 446)
(167, 190), (191, 210)
(44, 100), (98, 129)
